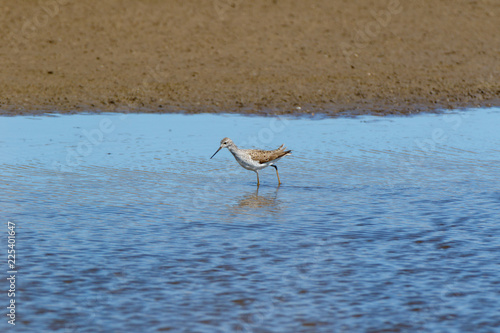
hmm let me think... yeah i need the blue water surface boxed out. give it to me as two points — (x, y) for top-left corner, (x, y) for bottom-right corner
(1, 108), (499, 332)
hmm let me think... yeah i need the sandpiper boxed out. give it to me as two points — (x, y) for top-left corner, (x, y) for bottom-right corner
(210, 137), (292, 186)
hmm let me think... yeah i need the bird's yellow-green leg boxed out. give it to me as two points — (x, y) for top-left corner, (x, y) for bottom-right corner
(255, 171), (260, 186)
(271, 165), (281, 184)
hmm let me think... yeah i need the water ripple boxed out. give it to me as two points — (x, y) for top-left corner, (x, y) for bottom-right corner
(0, 109), (499, 332)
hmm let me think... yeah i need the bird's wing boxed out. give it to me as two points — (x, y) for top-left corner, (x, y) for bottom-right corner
(249, 146), (292, 164)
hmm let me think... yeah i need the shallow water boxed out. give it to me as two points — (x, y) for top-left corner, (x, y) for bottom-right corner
(1, 108), (500, 332)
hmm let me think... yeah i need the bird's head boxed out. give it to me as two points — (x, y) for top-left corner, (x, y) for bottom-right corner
(210, 137), (233, 159)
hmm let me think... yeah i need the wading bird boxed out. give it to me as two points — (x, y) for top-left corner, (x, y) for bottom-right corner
(210, 137), (291, 186)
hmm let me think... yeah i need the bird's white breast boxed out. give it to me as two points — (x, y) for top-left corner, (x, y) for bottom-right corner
(232, 150), (265, 171)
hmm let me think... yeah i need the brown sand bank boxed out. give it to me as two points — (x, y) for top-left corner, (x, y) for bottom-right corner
(0, 0), (499, 116)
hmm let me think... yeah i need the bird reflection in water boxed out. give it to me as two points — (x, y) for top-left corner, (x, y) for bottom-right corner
(232, 186), (282, 212)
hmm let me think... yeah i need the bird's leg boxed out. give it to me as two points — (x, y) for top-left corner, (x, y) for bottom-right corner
(271, 165), (281, 184)
(254, 171), (260, 186)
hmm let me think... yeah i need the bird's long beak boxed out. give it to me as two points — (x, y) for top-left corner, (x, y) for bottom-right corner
(210, 146), (222, 159)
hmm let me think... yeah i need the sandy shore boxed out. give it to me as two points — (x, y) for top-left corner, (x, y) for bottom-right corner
(0, 0), (499, 116)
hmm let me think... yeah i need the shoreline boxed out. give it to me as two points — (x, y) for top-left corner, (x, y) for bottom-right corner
(3, 101), (499, 118)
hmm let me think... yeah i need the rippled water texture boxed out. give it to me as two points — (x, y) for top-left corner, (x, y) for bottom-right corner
(1, 108), (500, 332)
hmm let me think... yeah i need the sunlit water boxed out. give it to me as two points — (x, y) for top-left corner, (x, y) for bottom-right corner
(1, 108), (499, 332)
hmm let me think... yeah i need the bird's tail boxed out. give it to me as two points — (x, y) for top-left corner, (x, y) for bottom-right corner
(278, 144), (291, 154)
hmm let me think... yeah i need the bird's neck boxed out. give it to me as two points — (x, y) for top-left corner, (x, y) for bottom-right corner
(227, 144), (238, 154)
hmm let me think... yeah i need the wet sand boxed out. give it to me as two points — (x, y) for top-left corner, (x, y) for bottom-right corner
(0, 0), (499, 116)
